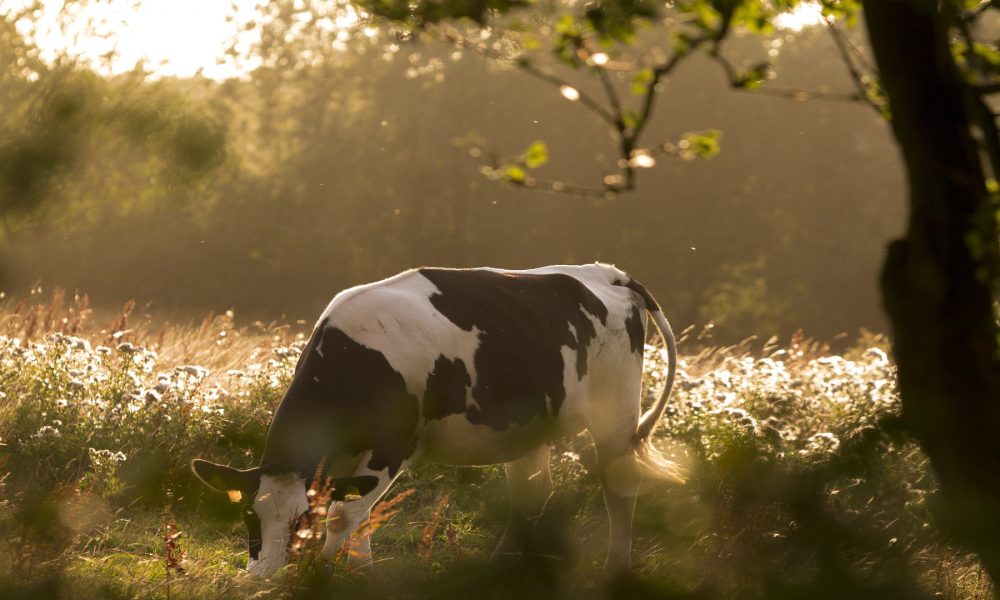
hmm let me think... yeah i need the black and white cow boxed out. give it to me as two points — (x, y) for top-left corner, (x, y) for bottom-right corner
(192, 263), (677, 576)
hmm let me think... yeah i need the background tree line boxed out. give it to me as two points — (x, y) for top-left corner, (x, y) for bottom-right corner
(0, 1), (902, 342)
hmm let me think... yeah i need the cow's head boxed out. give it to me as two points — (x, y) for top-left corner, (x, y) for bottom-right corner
(192, 459), (309, 576)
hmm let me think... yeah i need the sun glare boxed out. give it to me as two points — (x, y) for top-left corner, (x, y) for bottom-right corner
(4, 0), (266, 80)
(773, 1), (826, 32)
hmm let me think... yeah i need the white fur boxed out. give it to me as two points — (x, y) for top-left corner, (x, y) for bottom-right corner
(320, 271), (481, 399)
(246, 473), (308, 577)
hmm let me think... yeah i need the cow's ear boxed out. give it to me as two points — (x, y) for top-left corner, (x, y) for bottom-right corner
(192, 459), (261, 496)
(329, 475), (380, 501)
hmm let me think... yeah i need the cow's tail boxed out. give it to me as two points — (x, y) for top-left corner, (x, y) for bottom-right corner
(617, 276), (685, 484)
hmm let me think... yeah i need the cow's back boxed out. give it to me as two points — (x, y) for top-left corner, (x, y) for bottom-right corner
(263, 264), (647, 471)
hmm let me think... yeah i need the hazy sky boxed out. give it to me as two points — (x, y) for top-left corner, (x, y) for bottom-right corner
(3, 0), (265, 78)
(2, 0), (825, 80)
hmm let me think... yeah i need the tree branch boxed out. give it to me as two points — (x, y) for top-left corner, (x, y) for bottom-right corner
(964, 0), (999, 21)
(708, 43), (871, 106)
(430, 26), (619, 127)
(950, 0), (1000, 179)
(824, 17), (886, 116)
(505, 177), (617, 198)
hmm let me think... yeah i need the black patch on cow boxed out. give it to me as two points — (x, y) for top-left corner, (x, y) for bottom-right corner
(624, 304), (645, 354)
(333, 475), (381, 500)
(423, 356), (472, 421)
(244, 504), (262, 560)
(261, 322), (419, 478)
(418, 269), (608, 431)
(621, 277), (661, 313)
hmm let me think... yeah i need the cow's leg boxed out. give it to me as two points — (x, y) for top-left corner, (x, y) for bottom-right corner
(493, 444), (552, 559)
(320, 468), (401, 569)
(586, 346), (645, 573)
(592, 434), (642, 573)
(343, 512), (373, 569)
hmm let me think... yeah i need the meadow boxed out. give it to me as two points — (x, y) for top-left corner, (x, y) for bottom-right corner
(0, 291), (990, 599)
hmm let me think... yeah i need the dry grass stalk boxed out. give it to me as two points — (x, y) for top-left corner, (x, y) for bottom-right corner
(161, 506), (185, 575)
(418, 493), (450, 559)
(338, 488), (416, 564)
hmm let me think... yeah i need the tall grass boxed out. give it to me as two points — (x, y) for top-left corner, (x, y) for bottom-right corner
(0, 291), (990, 599)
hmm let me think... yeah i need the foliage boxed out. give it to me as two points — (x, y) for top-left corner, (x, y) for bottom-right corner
(0, 300), (298, 510)
(0, 5), (907, 342)
(699, 256), (793, 338)
(0, 64), (227, 229)
(0, 292), (990, 599)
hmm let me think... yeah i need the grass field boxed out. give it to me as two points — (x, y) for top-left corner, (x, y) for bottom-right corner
(0, 291), (991, 599)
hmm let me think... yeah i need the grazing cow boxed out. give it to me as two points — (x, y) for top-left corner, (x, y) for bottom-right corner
(192, 263), (678, 577)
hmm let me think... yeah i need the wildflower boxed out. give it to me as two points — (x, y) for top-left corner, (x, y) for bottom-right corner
(117, 343), (139, 354)
(679, 379), (701, 391)
(802, 432), (840, 456)
(154, 374), (174, 393)
(863, 347), (889, 366)
(34, 425), (61, 438)
(711, 407), (760, 433)
(176, 365), (209, 379)
(714, 391), (737, 405)
(50, 335), (91, 352)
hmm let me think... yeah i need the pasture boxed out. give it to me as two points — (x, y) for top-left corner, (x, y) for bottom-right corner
(0, 292), (989, 599)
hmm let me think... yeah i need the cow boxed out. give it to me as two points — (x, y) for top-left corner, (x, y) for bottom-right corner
(192, 263), (678, 577)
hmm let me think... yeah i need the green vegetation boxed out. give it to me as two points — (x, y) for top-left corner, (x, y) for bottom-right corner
(1, 0), (998, 595)
(0, 293), (989, 599)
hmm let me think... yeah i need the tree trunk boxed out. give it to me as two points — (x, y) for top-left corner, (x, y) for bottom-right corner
(863, 0), (1000, 585)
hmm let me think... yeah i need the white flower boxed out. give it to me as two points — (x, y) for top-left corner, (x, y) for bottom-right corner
(862, 347), (889, 366)
(176, 365), (209, 379)
(34, 425), (61, 438)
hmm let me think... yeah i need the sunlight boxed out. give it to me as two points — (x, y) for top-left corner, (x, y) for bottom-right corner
(4, 0), (265, 79)
(559, 84), (580, 101)
(773, 1), (826, 32)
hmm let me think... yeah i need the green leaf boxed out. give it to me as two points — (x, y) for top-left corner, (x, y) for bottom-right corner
(692, 0), (721, 31)
(739, 61), (770, 90)
(631, 68), (654, 96)
(582, 0), (658, 44)
(555, 14), (579, 35)
(504, 164), (527, 182)
(681, 129), (722, 159)
(523, 141), (549, 169)
(672, 31), (693, 55)
(819, 0), (861, 26)
(552, 18), (584, 68)
(734, 0), (774, 34)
